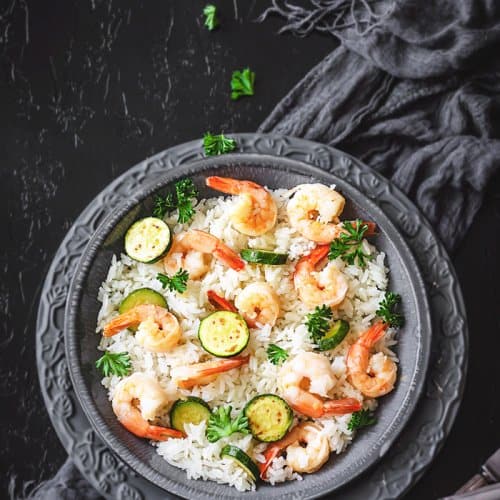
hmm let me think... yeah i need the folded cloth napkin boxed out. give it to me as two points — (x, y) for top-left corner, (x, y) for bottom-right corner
(258, 0), (500, 252)
(31, 1), (500, 498)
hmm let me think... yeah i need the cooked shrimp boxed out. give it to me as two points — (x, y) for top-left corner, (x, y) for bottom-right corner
(103, 305), (181, 353)
(259, 422), (330, 477)
(171, 355), (250, 389)
(287, 184), (346, 243)
(293, 245), (348, 308)
(346, 321), (397, 398)
(163, 229), (245, 279)
(206, 176), (277, 236)
(234, 283), (280, 327)
(280, 352), (362, 419)
(112, 373), (183, 440)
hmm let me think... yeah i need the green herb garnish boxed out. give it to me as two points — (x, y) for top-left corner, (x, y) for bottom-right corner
(95, 351), (131, 377)
(153, 192), (175, 219)
(206, 405), (250, 443)
(376, 291), (405, 327)
(230, 68), (255, 100)
(305, 304), (333, 343)
(348, 409), (376, 431)
(328, 219), (372, 267)
(157, 269), (189, 293)
(153, 178), (198, 223)
(266, 344), (289, 365)
(203, 132), (237, 156)
(203, 4), (219, 30)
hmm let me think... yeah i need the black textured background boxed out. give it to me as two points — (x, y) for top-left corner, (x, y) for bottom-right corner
(2, 1), (500, 498)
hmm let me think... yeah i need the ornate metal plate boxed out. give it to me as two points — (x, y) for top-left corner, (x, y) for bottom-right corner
(36, 134), (467, 499)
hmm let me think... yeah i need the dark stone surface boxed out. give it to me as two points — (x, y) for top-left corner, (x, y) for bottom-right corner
(2, 1), (499, 498)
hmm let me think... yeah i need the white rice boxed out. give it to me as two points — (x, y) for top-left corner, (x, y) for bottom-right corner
(96, 188), (396, 492)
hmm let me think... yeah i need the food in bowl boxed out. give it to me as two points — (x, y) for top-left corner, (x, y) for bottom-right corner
(95, 176), (404, 491)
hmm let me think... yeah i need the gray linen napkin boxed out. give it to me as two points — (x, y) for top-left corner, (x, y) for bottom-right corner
(258, 0), (500, 253)
(31, 0), (500, 498)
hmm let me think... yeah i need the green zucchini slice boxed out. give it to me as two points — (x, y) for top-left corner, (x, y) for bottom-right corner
(198, 311), (249, 357)
(244, 394), (293, 442)
(170, 397), (211, 432)
(119, 288), (167, 314)
(240, 249), (288, 265)
(317, 319), (350, 351)
(124, 217), (172, 263)
(221, 445), (260, 482)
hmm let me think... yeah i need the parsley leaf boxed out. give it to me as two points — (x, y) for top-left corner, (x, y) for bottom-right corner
(153, 178), (198, 223)
(206, 405), (250, 443)
(203, 4), (219, 30)
(305, 304), (333, 343)
(267, 344), (289, 365)
(95, 351), (131, 377)
(203, 132), (237, 156)
(153, 192), (175, 219)
(328, 219), (372, 268)
(230, 68), (255, 100)
(348, 409), (377, 431)
(175, 178), (198, 223)
(376, 291), (405, 328)
(157, 269), (189, 293)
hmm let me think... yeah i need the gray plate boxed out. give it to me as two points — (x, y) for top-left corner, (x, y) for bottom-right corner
(65, 153), (430, 499)
(37, 134), (467, 500)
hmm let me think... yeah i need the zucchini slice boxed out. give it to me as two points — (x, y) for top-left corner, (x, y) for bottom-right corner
(170, 397), (211, 432)
(317, 319), (350, 351)
(198, 311), (249, 357)
(124, 217), (172, 263)
(240, 249), (288, 265)
(119, 288), (167, 314)
(244, 394), (293, 442)
(221, 445), (259, 482)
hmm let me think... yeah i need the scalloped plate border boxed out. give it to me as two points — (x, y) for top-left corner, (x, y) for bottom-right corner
(36, 134), (467, 500)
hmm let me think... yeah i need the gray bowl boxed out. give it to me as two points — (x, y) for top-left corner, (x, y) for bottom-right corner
(65, 154), (431, 499)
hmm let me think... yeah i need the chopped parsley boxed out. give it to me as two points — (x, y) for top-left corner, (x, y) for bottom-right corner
(157, 269), (189, 293)
(376, 291), (405, 328)
(266, 344), (289, 365)
(328, 219), (372, 268)
(203, 132), (237, 156)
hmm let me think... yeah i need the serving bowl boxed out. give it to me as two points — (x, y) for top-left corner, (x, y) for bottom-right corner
(65, 153), (431, 499)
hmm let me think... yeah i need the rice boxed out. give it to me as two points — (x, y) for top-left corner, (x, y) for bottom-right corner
(96, 188), (396, 491)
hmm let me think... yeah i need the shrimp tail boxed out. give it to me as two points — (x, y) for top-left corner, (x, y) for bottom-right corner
(363, 221), (377, 236)
(103, 311), (138, 337)
(207, 290), (238, 312)
(259, 446), (281, 479)
(293, 245), (330, 279)
(213, 245), (245, 271)
(322, 397), (362, 416)
(359, 321), (388, 348)
(206, 176), (261, 195)
(142, 425), (185, 441)
(197, 355), (250, 377)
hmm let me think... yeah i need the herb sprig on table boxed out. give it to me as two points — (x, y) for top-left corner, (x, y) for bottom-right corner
(153, 178), (198, 223)
(203, 132), (237, 156)
(266, 344), (289, 365)
(203, 4), (219, 30)
(230, 68), (255, 100)
(305, 304), (333, 343)
(376, 291), (405, 327)
(95, 351), (131, 377)
(328, 219), (372, 267)
(157, 269), (189, 293)
(206, 405), (250, 442)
